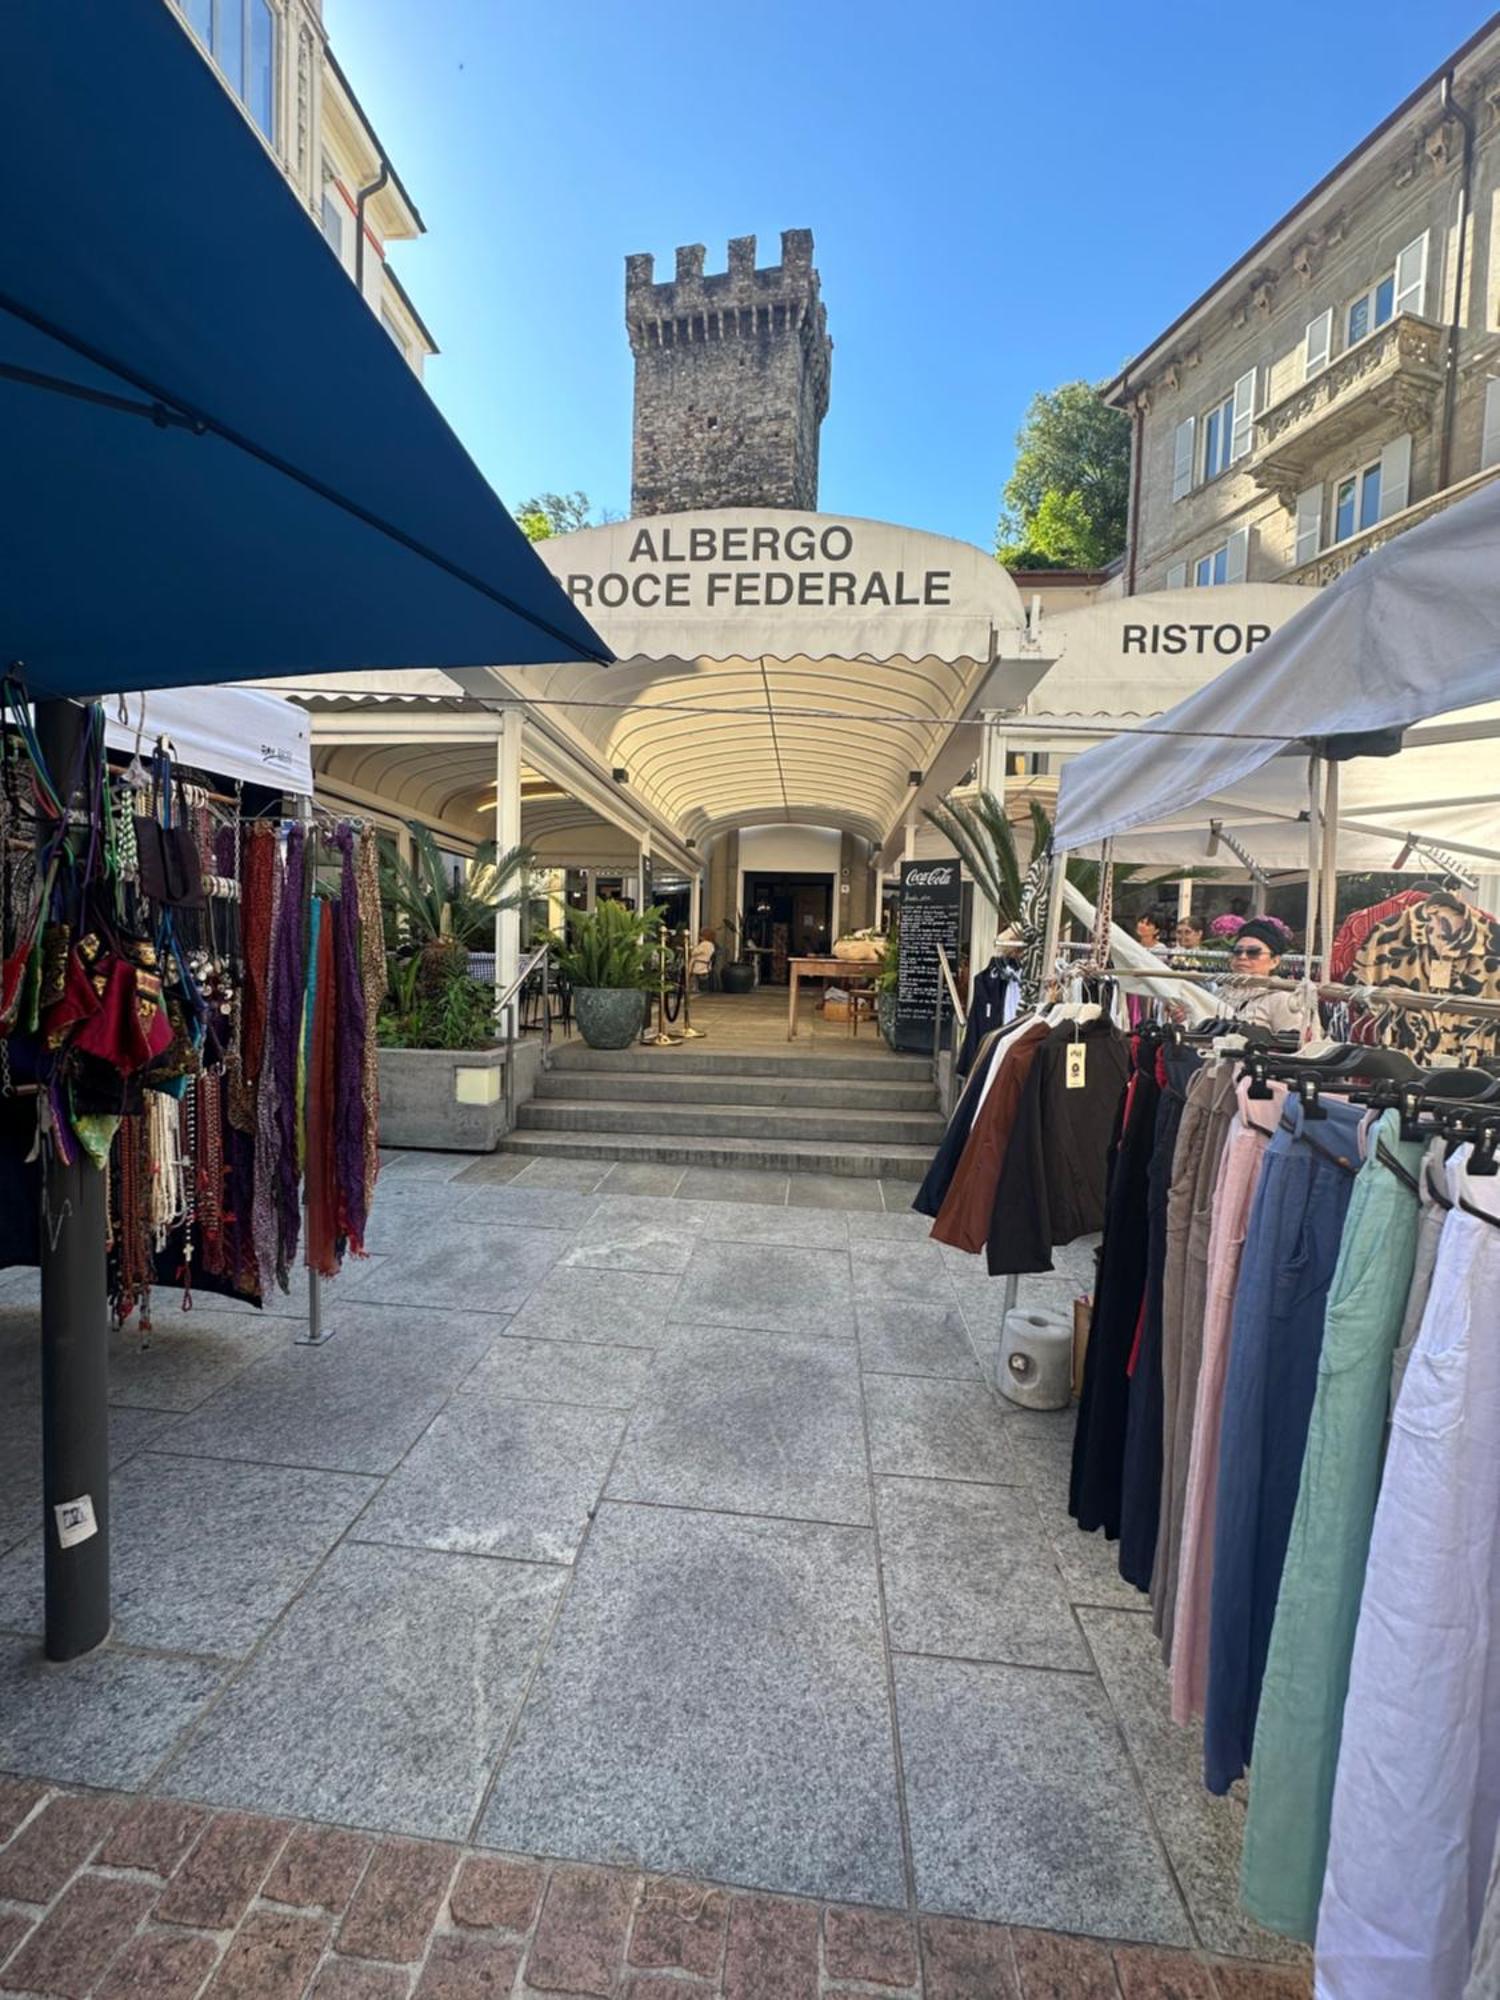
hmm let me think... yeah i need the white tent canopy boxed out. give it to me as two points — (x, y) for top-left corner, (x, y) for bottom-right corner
(497, 511), (1049, 847)
(1053, 476), (1500, 852)
(108, 686), (312, 796)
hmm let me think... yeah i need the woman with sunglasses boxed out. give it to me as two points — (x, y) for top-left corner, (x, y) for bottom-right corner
(1219, 917), (1309, 1035)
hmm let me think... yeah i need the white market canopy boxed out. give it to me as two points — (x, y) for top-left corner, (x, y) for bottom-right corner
(107, 685), (313, 796)
(1054, 476), (1500, 857)
(493, 511), (1048, 846)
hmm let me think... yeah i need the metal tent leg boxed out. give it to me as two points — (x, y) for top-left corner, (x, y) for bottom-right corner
(36, 698), (110, 1661)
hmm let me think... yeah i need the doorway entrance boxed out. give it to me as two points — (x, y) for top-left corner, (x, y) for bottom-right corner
(744, 871), (833, 983)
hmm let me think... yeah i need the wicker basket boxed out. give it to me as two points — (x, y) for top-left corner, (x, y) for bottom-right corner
(832, 937), (883, 963)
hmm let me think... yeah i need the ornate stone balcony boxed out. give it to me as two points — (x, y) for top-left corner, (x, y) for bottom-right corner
(1281, 463), (1500, 586)
(1253, 314), (1446, 505)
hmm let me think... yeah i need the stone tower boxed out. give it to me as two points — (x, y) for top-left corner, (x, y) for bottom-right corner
(625, 229), (832, 516)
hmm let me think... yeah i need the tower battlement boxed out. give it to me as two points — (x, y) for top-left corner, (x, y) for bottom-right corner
(625, 230), (832, 516)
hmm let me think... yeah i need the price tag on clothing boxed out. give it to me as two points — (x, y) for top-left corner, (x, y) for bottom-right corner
(1065, 1042), (1087, 1090)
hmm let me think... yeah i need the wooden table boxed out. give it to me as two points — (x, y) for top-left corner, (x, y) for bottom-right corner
(786, 956), (877, 1039)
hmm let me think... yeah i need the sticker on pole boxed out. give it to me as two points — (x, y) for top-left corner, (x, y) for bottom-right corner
(54, 1496), (97, 1550)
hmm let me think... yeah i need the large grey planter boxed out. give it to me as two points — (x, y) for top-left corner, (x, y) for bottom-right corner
(574, 987), (646, 1049)
(376, 1044), (512, 1152)
(720, 962), (755, 994)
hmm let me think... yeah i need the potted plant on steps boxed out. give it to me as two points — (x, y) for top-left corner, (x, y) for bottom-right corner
(874, 912), (900, 1045)
(375, 823), (537, 1151)
(554, 899), (662, 1049)
(718, 912), (756, 995)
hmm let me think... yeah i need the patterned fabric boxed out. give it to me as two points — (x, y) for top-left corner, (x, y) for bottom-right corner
(1348, 892), (1500, 1060)
(1328, 889), (1427, 984)
(1016, 851), (1049, 1008)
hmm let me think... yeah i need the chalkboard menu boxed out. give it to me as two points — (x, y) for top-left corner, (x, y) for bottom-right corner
(893, 859), (962, 1053)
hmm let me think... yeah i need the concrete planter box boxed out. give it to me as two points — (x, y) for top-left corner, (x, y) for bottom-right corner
(574, 987), (646, 1050)
(377, 1044), (529, 1152)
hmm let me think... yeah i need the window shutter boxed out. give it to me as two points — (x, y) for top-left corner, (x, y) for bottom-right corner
(1172, 417), (1196, 502)
(1294, 483), (1323, 566)
(1379, 433), (1412, 519)
(1165, 560), (1188, 590)
(1224, 526), (1250, 585)
(1483, 379), (1500, 470)
(1394, 232), (1429, 318)
(1304, 310), (1332, 378)
(1230, 368), (1257, 461)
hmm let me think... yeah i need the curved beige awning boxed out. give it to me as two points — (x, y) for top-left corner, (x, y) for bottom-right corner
(460, 511), (1046, 846)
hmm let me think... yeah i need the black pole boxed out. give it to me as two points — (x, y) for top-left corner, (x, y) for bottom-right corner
(35, 697), (110, 1661)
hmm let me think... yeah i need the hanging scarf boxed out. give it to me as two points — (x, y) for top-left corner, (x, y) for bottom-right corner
(239, 822), (275, 1089)
(304, 899), (340, 1276)
(332, 827), (370, 1254)
(269, 823), (307, 1285)
(355, 829), (384, 1216)
(251, 831), (286, 1294)
(1017, 848), (1050, 1008)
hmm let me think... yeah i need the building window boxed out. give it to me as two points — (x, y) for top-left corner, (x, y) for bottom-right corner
(1201, 394), (1234, 482)
(322, 171), (344, 258)
(1333, 461), (1382, 542)
(181, 0), (276, 143)
(1346, 273), (1396, 347)
(380, 305), (410, 357)
(1192, 525), (1249, 587)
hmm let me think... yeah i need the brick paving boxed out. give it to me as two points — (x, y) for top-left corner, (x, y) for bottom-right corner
(0, 1781), (1311, 2000)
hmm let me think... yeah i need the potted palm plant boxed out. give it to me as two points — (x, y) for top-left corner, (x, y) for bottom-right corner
(554, 899), (662, 1048)
(375, 824), (537, 1150)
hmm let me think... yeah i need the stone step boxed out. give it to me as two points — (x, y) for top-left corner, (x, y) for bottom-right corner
(498, 1129), (933, 1181)
(517, 1099), (948, 1146)
(535, 1070), (938, 1113)
(545, 1042), (931, 1085)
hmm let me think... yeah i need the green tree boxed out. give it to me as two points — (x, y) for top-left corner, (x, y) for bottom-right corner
(514, 490), (595, 542)
(995, 382), (1131, 571)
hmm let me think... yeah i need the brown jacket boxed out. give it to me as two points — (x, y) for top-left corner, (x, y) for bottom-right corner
(931, 1023), (1049, 1254)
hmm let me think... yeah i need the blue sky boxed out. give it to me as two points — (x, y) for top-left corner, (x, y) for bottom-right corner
(327, 0), (1487, 551)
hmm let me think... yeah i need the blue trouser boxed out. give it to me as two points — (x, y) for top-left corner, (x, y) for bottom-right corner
(1203, 1094), (1362, 1795)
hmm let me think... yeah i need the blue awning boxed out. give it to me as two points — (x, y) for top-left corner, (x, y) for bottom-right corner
(0, 0), (611, 699)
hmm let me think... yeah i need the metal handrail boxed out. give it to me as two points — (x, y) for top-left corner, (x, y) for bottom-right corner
(932, 943), (968, 1115)
(496, 944), (552, 1129)
(935, 943), (968, 1032)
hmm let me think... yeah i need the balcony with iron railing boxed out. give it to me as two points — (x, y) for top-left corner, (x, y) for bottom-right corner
(1252, 314), (1446, 506)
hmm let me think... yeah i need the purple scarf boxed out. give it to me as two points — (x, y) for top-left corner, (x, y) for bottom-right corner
(332, 827), (369, 1251)
(269, 823), (306, 1281)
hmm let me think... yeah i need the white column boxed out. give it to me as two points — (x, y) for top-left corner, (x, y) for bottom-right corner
(493, 708), (523, 1000)
(637, 832), (652, 912)
(1475, 872), (1500, 917)
(904, 817), (918, 863)
(689, 869), (702, 943)
(1176, 877), (1194, 923)
(584, 869), (597, 913)
(872, 862), (886, 929)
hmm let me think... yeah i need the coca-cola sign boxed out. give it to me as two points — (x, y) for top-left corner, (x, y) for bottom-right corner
(893, 858), (962, 1055)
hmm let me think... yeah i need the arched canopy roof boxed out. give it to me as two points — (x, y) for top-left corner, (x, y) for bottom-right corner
(486, 511), (1044, 845)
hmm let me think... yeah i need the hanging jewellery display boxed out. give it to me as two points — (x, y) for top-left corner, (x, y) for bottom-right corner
(648, 919), (682, 1047)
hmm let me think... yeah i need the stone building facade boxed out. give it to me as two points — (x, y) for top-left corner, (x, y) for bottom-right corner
(626, 231), (832, 514)
(1111, 19), (1500, 594)
(165, 0), (434, 370)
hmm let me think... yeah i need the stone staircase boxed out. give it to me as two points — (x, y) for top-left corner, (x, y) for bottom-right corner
(501, 1042), (946, 1180)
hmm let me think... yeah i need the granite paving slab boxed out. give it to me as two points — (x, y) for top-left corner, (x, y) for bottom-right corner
(895, 1653), (1192, 1944)
(1008, 1430), (1144, 1613)
(1078, 1608), (1304, 1963)
(851, 1237), (957, 1305)
(596, 1162), (685, 1196)
(479, 1502), (906, 1907)
(104, 1311), (298, 1412)
(0, 1306), (39, 1401)
(1, 1405), (175, 1556)
(607, 1327), (870, 1526)
(358, 1183), (474, 1255)
(875, 1477), (1088, 1670)
(319, 1228), (566, 1314)
(209, 1259), (388, 1320)
(0, 1635), (225, 1790)
(160, 1309), (497, 1475)
(786, 1174), (884, 1211)
(352, 1397), (625, 1565)
(375, 1152), (472, 1183)
(452, 1154), (528, 1185)
(695, 1202), (850, 1251)
(675, 1168), (790, 1204)
(503, 1267), (680, 1348)
(512, 1158), (615, 1192)
(453, 1185), (602, 1232)
(161, 1541), (563, 1840)
(0, 1453), (377, 1657)
(670, 1241), (855, 1337)
(863, 1375), (1020, 1485)
(560, 1201), (704, 1275)
(856, 1301), (980, 1380)
(459, 1333), (655, 1410)
(847, 1207), (939, 1242)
